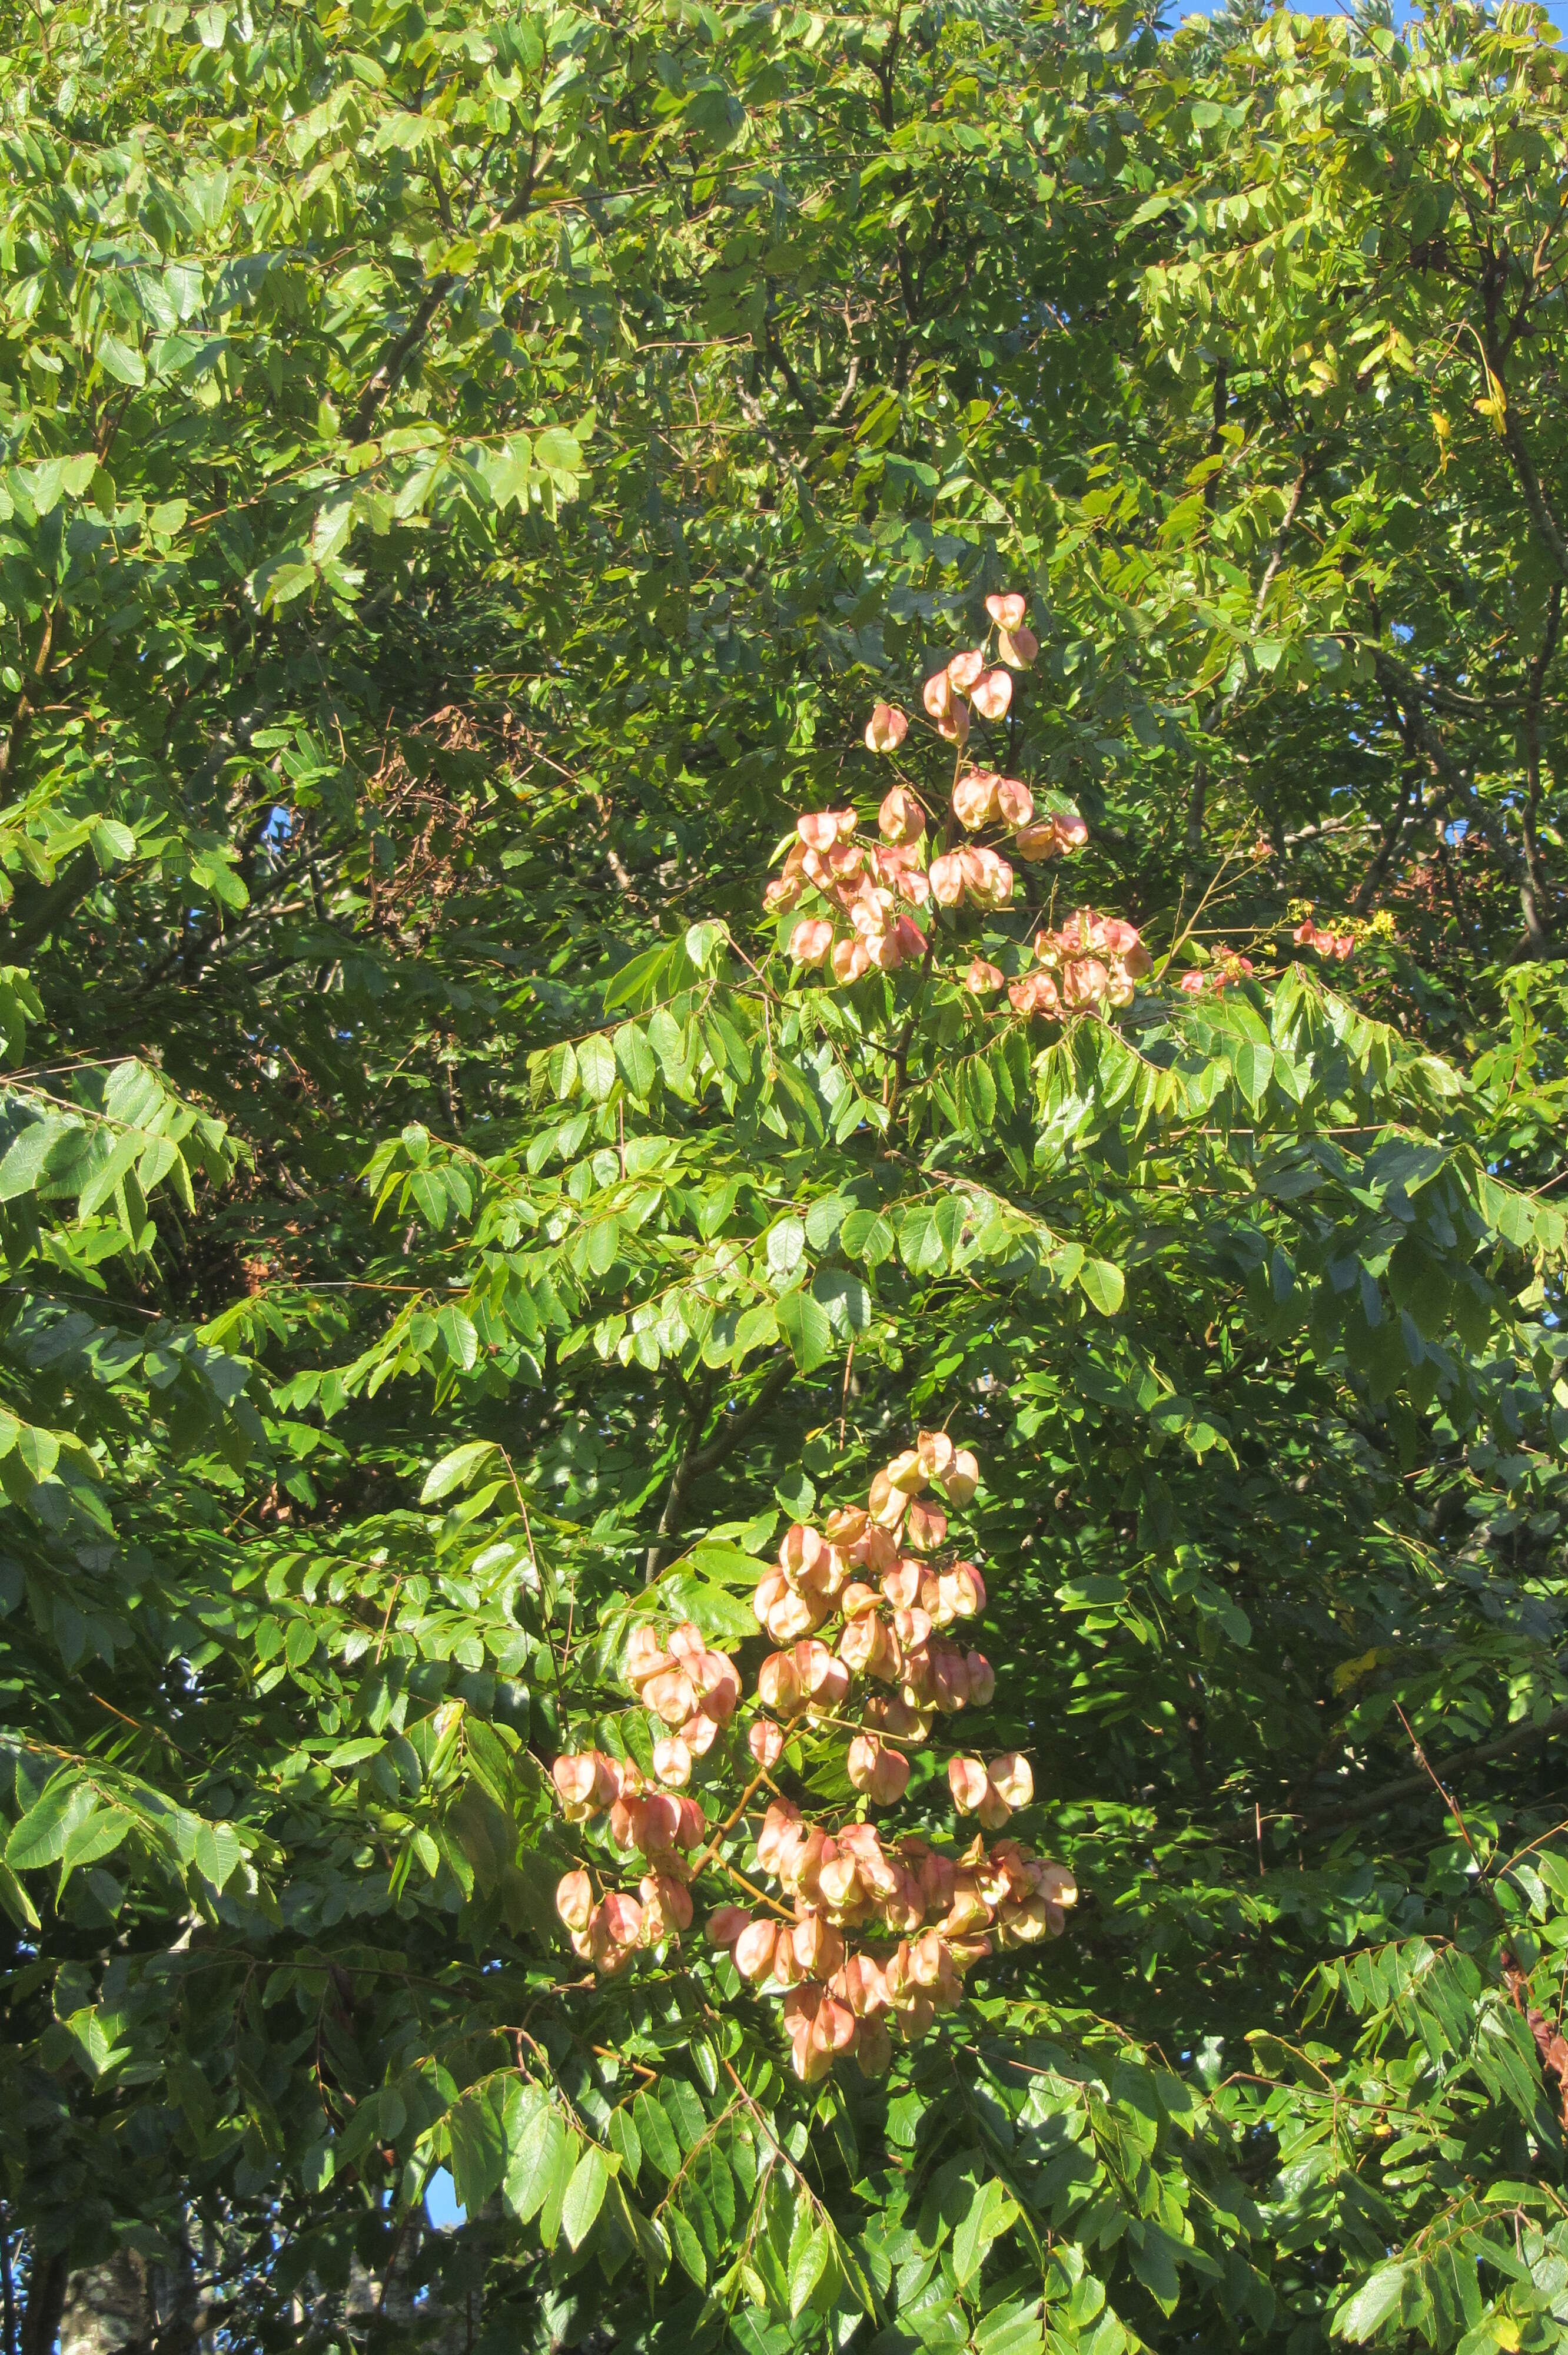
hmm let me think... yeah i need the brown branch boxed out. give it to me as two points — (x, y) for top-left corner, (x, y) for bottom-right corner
(1521, 581), (1561, 952)
(0, 603), (55, 784)
(1373, 651), (1537, 909)
(1245, 1703), (1568, 1842)
(1483, 272), (1568, 588)
(643, 1354), (795, 1583)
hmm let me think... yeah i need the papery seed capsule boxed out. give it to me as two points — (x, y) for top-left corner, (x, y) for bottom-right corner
(985, 592), (1026, 631)
(789, 917), (835, 970)
(748, 1718), (785, 1770)
(707, 1905), (752, 1947)
(735, 1919), (779, 1982)
(942, 1450), (980, 1507)
(904, 1498), (948, 1553)
(996, 777), (1034, 827)
(949, 1756), (990, 1815)
(878, 783), (923, 844)
(643, 1664), (698, 1726)
(556, 1868), (594, 1931)
(652, 1736), (692, 1787)
(865, 701), (909, 754)
(946, 648), (986, 694)
(952, 769), (998, 829)
(639, 1872), (693, 1940)
(793, 1914), (845, 1978)
(989, 1754), (1034, 1811)
(552, 1754), (601, 1816)
(971, 669), (1012, 721)
(997, 625), (1038, 669)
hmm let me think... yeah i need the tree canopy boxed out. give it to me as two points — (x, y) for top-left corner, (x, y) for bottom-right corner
(2, 1), (1568, 2351)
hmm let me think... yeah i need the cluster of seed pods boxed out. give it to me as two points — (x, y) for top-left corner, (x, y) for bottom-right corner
(550, 1437), (1078, 2082)
(1293, 916), (1355, 961)
(763, 594), (1151, 1020)
(1177, 946), (1257, 997)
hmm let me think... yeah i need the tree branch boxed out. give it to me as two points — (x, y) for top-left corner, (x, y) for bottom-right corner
(643, 1354), (795, 1583)
(1520, 580), (1561, 952)
(1238, 1704), (1568, 1843)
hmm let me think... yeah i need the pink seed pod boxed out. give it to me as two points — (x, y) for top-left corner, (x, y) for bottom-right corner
(961, 845), (1014, 909)
(595, 1889), (644, 1956)
(639, 1872), (694, 1939)
(856, 2016), (894, 2077)
(1061, 956), (1111, 1009)
(962, 957), (1004, 997)
(965, 1651), (996, 1706)
(971, 669), (1012, 721)
(758, 1651), (805, 1714)
(556, 1869), (594, 1931)
(998, 626), (1038, 669)
(904, 1497), (948, 1554)
(766, 1584), (823, 1645)
(952, 769), (999, 830)
(682, 1709), (720, 1759)
(989, 1753), (1035, 1812)
(949, 1756), (991, 1815)
(755, 1798), (802, 1875)
(780, 1523), (825, 1582)
(996, 777), (1034, 827)
(707, 1905), (752, 1948)
(643, 1664), (698, 1726)
(552, 1754), (603, 1817)
(735, 1919), (780, 1982)
(922, 668), (955, 722)
(928, 852), (965, 907)
(652, 1736), (692, 1787)
(753, 1567), (788, 1627)
(763, 871), (804, 912)
(748, 1718), (785, 1770)
(1008, 971), (1061, 1020)
(809, 1994), (859, 2056)
(946, 647), (986, 694)
(832, 935), (872, 984)
(840, 1951), (891, 2017)
(878, 783), (923, 844)
(942, 1448), (980, 1506)
(789, 917), (835, 970)
(985, 592), (1026, 631)
(916, 1430), (954, 1481)
(624, 1624), (670, 1686)
(865, 701), (908, 753)
(938, 1562), (986, 1621)
(881, 1559), (922, 1611)
(793, 1913), (845, 1978)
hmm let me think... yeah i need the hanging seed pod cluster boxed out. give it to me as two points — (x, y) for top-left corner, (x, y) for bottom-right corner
(551, 1437), (1077, 2083)
(763, 594), (1151, 1019)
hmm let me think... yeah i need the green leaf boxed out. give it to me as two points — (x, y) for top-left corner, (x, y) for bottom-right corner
(668, 2204), (706, 2288)
(789, 2224), (830, 2317)
(504, 2107), (566, 2224)
(448, 2084), (508, 2213)
(632, 2088), (680, 2180)
(952, 2180), (1015, 2288)
(97, 334), (147, 387)
(577, 1034), (618, 1102)
(421, 1441), (500, 1504)
(1078, 1258), (1125, 1316)
(777, 1286), (833, 1373)
(561, 2143), (610, 2249)
(1332, 2263), (1408, 2341)
(613, 1022), (657, 1100)
(1233, 1041), (1275, 1107)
